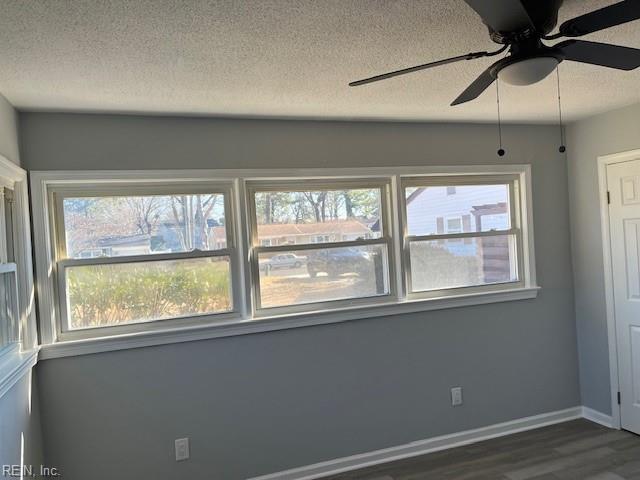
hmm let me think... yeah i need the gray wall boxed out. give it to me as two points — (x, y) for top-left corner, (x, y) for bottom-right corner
(0, 93), (20, 166)
(0, 95), (44, 470)
(566, 103), (640, 415)
(22, 112), (580, 480)
(0, 373), (44, 470)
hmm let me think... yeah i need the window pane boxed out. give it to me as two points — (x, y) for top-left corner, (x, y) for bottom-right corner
(405, 184), (510, 236)
(65, 257), (232, 329)
(0, 273), (17, 349)
(446, 218), (462, 234)
(409, 235), (518, 292)
(253, 188), (382, 246)
(62, 193), (227, 258)
(258, 245), (389, 308)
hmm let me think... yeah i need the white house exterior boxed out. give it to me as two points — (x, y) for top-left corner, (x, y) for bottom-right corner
(405, 185), (510, 237)
(405, 184), (514, 286)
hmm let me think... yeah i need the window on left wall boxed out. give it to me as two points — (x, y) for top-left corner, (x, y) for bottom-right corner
(0, 187), (19, 352)
(52, 184), (237, 333)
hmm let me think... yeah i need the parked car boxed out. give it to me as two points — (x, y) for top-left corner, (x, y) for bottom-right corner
(260, 253), (307, 271)
(306, 248), (372, 278)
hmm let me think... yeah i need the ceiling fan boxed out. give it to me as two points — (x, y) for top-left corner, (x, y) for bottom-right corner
(349, 0), (640, 105)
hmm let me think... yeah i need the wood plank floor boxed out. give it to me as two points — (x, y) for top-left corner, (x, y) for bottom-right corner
(322, 420), (640, 480)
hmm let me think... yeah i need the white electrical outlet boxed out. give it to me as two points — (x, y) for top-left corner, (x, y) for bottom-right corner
(175, 437), (190, 461)
(451, 386), (463, 406)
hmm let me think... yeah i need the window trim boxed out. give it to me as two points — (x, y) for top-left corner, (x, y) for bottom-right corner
(47, 180), (243, 342)
(0, 154), (38, 400)
(30, 165), (538, 356)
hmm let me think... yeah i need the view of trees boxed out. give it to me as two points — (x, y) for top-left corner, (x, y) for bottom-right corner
(62, 188), (383, 328)
(67, 258), (231, 328)
(59, 183), (517, 329)
(254, 188), (380, 225)
(63, 193), (225, 257)
(62, 194), (231, 328)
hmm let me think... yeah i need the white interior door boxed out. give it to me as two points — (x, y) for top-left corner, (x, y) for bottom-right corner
(608, 158), (640, 434)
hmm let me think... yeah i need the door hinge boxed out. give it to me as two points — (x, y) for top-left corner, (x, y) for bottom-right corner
(607, 191), (611, 205)
(618, 391), (621, 404)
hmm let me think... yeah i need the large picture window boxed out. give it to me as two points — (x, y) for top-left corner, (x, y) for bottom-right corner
(401, 176), (522, 295)
(247, 181), (393, 312)
(52, 184), (236, 333)
(32, 166), (537, 349)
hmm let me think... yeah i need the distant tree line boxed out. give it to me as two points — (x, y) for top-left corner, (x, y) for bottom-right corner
(255, 189), (379, 225)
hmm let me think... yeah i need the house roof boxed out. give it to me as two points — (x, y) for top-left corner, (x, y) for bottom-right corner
(405, 187), (426, 205)
(97, 233), (150, 247)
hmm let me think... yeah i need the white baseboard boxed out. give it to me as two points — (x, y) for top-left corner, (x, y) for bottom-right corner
(581, 406), (614, 428)
(249, 406), (584, 480)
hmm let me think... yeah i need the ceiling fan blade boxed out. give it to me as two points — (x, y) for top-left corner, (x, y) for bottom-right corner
(462, 0), (534, 33)
(558, 1), (640, 37)
(349, 51), (489, 86)
(450, 67), (496, 106)
(557, 40), (640, 70)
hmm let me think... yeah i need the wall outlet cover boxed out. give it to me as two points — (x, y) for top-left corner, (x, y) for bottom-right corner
(451, 386), (463, 406)
(175, 437), (190, 461)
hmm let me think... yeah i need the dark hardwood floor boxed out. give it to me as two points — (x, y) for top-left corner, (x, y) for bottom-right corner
(322, 420), (640, 480)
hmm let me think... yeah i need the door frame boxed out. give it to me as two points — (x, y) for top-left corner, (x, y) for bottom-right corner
(597, 148), (640, 430)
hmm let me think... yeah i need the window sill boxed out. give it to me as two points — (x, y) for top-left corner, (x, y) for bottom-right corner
(38, 286), (540, 360)
(0, 344), (39, 399)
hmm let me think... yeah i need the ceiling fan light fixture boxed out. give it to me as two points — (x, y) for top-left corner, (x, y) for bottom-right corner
(350, 0), (640, 104)
(497, 56), (559, 86)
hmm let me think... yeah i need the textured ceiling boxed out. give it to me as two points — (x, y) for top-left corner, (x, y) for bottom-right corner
(0, 0), (639, 122)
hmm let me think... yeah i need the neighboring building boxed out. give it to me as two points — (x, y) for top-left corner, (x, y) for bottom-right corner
(405, 185), (509, 237)
(405, 185), (513, 284)
(75, 219), (372, 257)
(209, 219), (374, 248)
(76, 233), (151, 258)
(74, 218), (228, 257)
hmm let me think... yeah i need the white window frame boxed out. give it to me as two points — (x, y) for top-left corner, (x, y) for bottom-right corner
(30, 166), (538, 359)
(0, 189), (19, 353)
(400, 174), (525, 299)
(0, 155), (38, 400)
(245, 178), (396, 315)
(47, 181), (241, 341)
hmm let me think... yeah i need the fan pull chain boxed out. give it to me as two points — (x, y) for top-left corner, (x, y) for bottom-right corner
(496, 80), (505, 157)
(556, 66), (566, 153)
